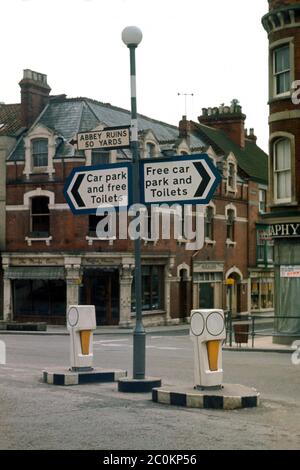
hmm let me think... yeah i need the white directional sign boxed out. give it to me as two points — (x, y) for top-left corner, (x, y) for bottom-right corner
(70, 126), (130, 151)
(140, 154), (221, 205)
(64, 163), (132, 214)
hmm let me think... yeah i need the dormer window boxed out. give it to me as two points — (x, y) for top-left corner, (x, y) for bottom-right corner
(32, 138), (48, 168)
(226, 155), (237, 192)
(91, 149), (110, 165)
(146, 142), (156, 158)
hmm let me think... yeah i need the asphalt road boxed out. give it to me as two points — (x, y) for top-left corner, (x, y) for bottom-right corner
(0, 333), (299, 450)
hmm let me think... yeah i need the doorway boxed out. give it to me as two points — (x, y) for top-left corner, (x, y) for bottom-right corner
(199, 283), (214, 309)
(82, 269), (119, 325)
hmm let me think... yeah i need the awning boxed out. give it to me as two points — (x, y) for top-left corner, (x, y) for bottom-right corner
(4, 266), (65, 280)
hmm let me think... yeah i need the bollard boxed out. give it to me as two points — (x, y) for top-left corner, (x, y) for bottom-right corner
(67, 305), (96, 371)
(190, 309), (226, 389)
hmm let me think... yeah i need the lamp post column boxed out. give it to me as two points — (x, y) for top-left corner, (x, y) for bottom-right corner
(119, 26), (161, 393)
(128, 43), (146, 380)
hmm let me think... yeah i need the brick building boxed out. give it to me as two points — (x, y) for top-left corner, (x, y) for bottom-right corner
(262, 0), (300, 342)
(1, 70), (269, 326)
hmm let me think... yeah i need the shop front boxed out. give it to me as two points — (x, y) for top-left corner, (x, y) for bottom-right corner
(6, 266), (66, 324)
(192, 262), (224, 310)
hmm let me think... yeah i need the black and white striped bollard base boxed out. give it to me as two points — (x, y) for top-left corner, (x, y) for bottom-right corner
(152, 384), (260, 410)
(43, 368), (127, 386)
(118, 377), (162, 393)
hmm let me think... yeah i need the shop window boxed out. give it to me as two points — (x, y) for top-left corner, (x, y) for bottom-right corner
(226, 209), (235, 241)
(91, 150), (110, 165)
(251, 279), (274, 311)
(273, 138), (292, 203)
(13, 280), (66, 319)
(273, 45), (290, 96)
(131, 265), (164, 312)
(205, 206), (214, 240)
(31, 196), (50, 236)
(32, 138), (48, 168)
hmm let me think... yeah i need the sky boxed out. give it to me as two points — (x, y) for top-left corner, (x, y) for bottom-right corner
(0, 0), (269, 151)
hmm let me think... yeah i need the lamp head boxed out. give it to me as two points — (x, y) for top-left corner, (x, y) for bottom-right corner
(122, 26), (143, 47)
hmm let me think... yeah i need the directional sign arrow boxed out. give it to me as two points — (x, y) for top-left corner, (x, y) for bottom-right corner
(69, 138), (78, 146)
(140, 153), (221, 206)
(193, 161), (211, 198)
(64, 163), (132, 215)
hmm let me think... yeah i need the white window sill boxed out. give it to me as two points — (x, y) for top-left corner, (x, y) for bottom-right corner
(205, 238), (216, 246)
(226, 239), (236, 247)
(143, 238), (158, 245)
(86, 236), (116, 246)
(25, 236), (52, 246)
(177, 238), (190, 245)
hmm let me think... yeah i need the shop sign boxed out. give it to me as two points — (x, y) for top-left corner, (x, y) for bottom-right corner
(280, 266), (300, 278)
(270, 223), (300, 238)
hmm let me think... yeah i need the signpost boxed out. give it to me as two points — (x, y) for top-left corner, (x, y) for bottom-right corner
(70, 126), (130, 151)
(64, 162), (132, 214)
(140, 154), (221, 205)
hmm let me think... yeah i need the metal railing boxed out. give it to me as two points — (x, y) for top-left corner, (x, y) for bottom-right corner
(224, 311), (300, 348)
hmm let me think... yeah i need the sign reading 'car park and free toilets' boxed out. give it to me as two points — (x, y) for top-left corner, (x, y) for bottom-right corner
(140, 154), (221, 205)
(64, 162), (132, 214)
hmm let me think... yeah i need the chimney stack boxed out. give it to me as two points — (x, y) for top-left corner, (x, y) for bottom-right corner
(19, 69), (51, 128)
(198, 99), (246, 148)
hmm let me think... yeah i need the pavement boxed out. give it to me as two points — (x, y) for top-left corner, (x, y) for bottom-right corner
(0, 322), (296, 353)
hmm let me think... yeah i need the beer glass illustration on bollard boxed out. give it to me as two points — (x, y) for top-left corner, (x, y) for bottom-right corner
(190, 309), (226, 389)
(67, 305), (96, 371)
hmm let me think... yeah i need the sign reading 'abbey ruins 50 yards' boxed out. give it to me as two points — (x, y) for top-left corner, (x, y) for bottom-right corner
(70, 126), (130, 151)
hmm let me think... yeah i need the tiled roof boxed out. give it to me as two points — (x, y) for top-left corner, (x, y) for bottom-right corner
(194, 123), (268, 185)
(0, 103), (22, 136)
(8, 97), (206, 161)
(6, 97), (268, 186)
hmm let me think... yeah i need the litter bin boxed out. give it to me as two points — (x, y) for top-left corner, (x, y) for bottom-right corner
(234, 323), (249, 346)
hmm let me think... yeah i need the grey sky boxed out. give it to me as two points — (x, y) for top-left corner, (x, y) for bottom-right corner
(1, 0), (269, 151)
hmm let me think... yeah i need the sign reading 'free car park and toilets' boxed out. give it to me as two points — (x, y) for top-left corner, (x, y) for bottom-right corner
(140, 154), (221, 206)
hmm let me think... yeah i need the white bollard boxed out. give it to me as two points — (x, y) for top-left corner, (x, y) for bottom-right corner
(190, 309), (226, 389)
(67, 305), (96, 371)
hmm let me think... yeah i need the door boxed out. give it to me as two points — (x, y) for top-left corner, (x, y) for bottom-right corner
(200, 283), (214, 309)
(83, 270), (119, 325)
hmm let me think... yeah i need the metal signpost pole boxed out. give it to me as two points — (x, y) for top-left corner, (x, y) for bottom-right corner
(122, 26), (145, 380)
(118, 27), (162, 393)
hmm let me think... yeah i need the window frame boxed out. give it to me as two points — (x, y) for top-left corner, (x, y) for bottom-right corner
(273, 138), (292, 204)
(226, 209), (235, 242)
(30, 196), (50, 237)
(273, 44), (291, 97)
(31, 138), (49, 169)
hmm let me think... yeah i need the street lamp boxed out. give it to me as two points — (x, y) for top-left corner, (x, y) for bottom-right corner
(119, 26), (161, 392)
